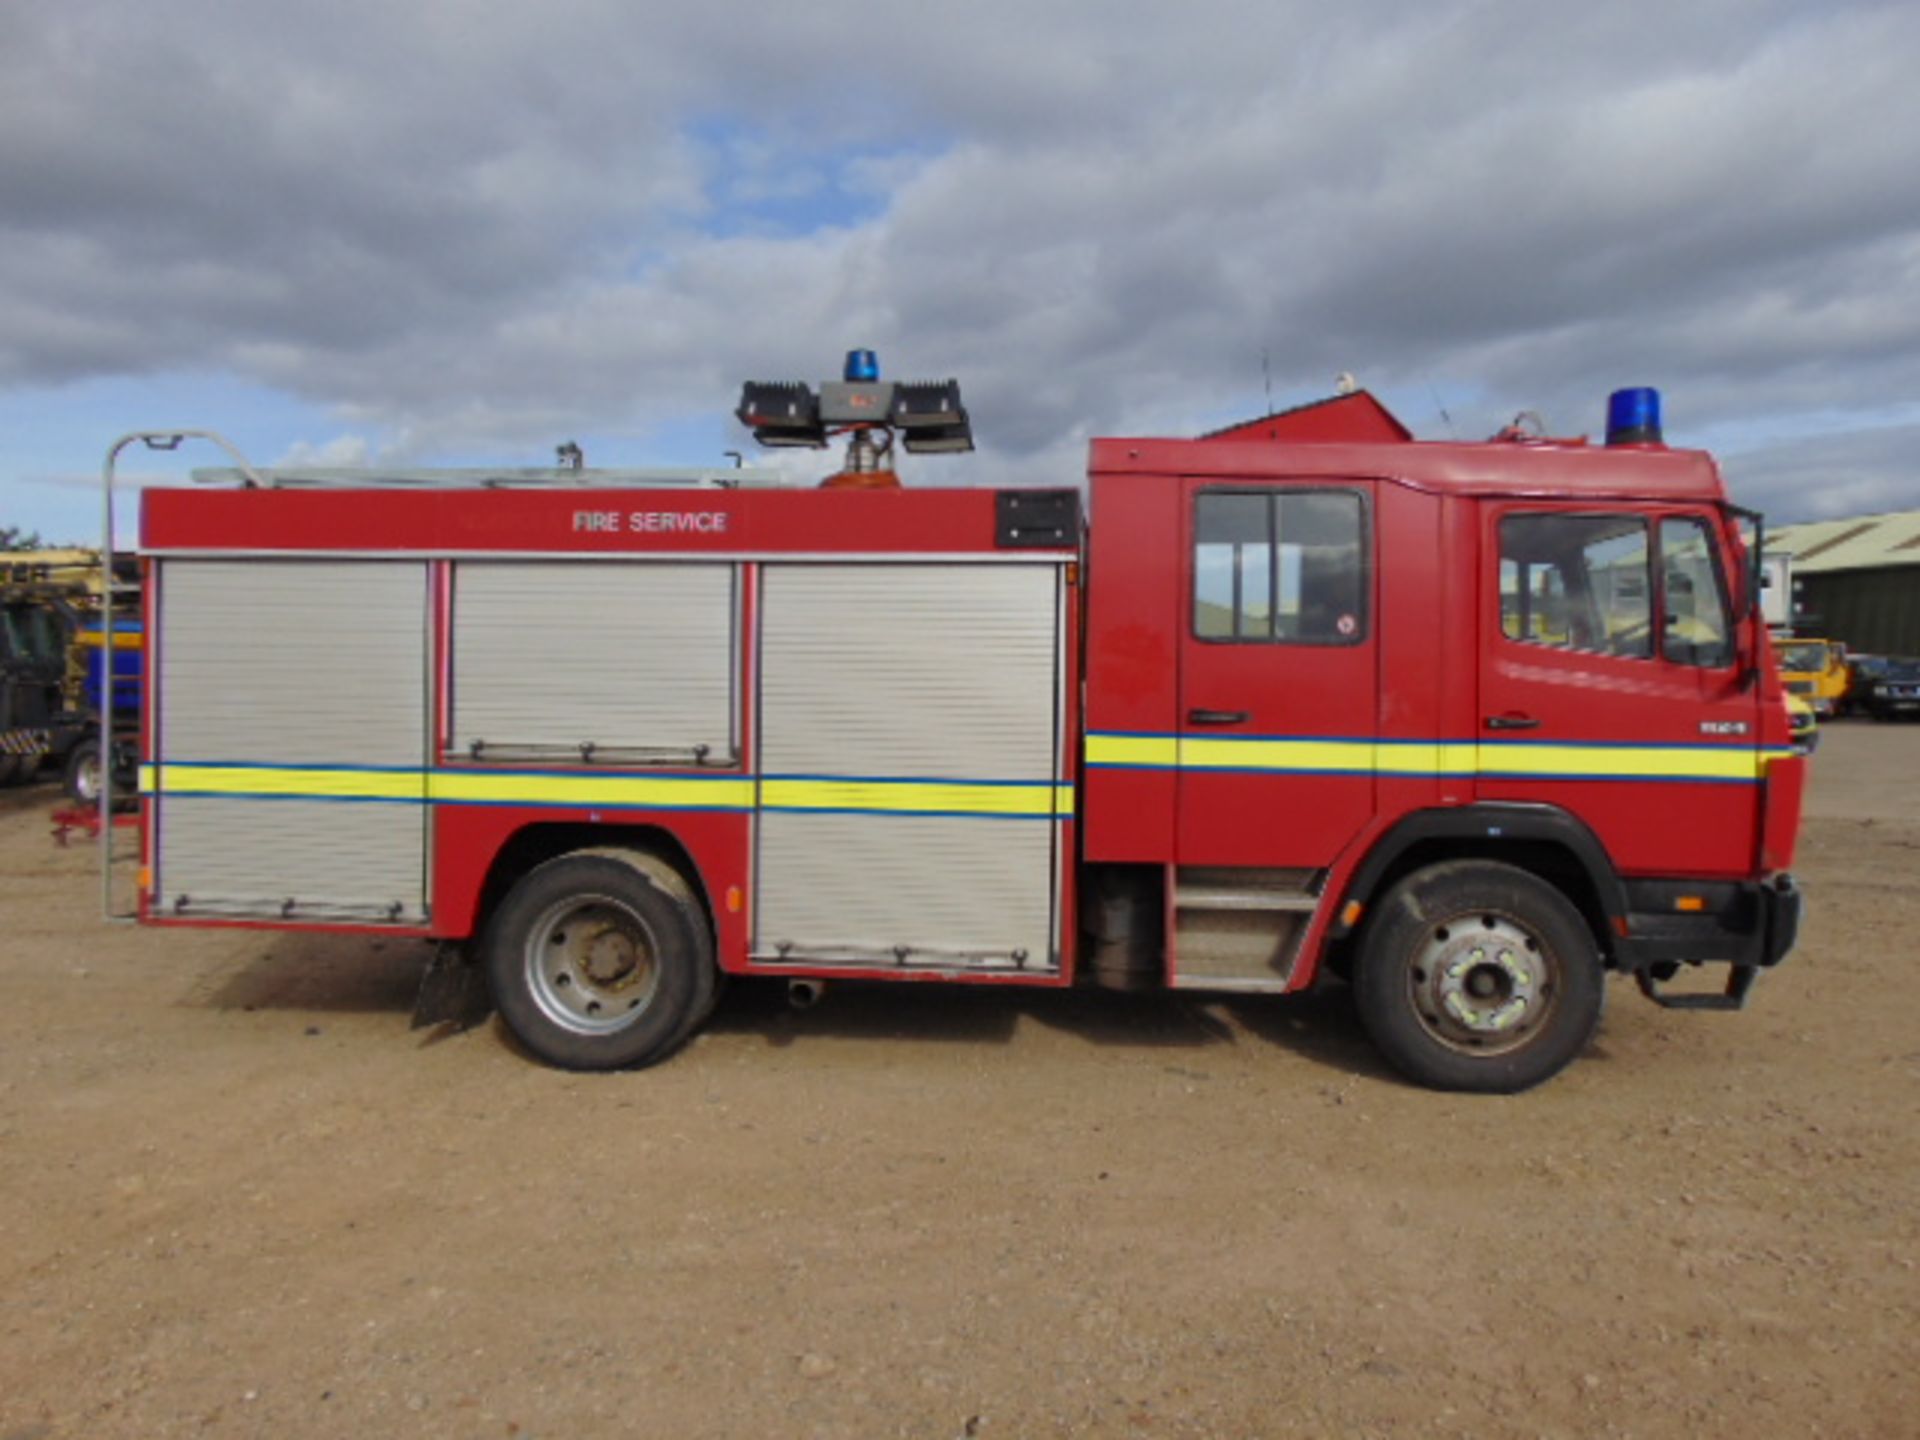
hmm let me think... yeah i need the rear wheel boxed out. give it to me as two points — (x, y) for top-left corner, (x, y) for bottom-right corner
(0, 755), (21, 786)
(1354, 860), (1604, 1093)
(482, 848), (717, 1071)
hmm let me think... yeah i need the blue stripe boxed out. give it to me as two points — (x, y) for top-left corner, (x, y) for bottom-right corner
(431, 797), (753, 813)
(436, 762), (744, 780)
(1477, 771), (1756, 786)
(158, 789), (427, 806)
(156, 758), (426, 774)
(760, 804), (1064, 822)
(760, 771), (1058, 788)
(1179, 765), (1378, 779)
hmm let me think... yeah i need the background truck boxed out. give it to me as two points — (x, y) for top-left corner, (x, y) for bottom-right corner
(1759, 549), (1793, 629)
(1775, 636), (1849, 719)
(0, 550), (141, 798)
(107, 368), (1805, 1092)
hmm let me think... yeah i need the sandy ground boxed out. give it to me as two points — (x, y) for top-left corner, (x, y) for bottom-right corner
(1, 725), (1917, 1440)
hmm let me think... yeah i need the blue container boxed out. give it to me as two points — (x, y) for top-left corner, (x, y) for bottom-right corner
(79, 617), (143, 717)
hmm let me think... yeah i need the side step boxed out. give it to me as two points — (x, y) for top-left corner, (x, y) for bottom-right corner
(1634, 964), (1758, 1012)
(1171, 868), (1320, 991)
(1174, 884), (1318, 913)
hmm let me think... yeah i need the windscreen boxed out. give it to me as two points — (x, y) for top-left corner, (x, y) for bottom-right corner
(1778, 641), (1829, 672)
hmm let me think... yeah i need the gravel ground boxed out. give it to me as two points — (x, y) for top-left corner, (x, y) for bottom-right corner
(1, 723), (1916, 1439)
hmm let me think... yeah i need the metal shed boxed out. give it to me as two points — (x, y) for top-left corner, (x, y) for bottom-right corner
(1772, 508), (1920, 657)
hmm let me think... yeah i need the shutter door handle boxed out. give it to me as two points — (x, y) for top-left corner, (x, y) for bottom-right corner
(1187, 709), (1250, 726)
(1484, 712), (1541, 731)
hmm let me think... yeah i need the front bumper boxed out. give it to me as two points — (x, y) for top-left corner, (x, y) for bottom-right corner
(1615, 874), (1801, 1011)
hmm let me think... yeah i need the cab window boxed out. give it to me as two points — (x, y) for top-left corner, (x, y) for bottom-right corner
(1194, 490), (1367, 644)
(1657, 516), (1734, 669)
(1499, 514), (1652, 658)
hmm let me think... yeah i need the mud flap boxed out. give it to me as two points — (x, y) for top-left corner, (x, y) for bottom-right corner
(411, 943), (494, 1031)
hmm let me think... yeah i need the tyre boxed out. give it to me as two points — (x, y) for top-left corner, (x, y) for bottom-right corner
(63, 740), (103, 806)
(481, 847), (717, 1071)
(0, 755), (20, 787)
(1353, 860), (1604, 1093)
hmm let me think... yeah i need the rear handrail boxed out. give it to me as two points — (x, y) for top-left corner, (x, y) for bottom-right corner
(99, 430), (263, 921)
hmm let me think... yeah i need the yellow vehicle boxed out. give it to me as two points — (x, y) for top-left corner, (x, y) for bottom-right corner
(1776, 637), (1847, 719)
(1784, 692), (1818, 753)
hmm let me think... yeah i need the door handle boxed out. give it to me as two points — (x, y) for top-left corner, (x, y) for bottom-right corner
(1484, 713), (1541, 731)
(1187, 709), (1250, 726)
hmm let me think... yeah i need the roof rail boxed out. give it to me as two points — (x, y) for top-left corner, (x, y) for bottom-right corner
(187, 465), (794, 490)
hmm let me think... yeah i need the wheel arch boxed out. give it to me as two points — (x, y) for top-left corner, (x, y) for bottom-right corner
(1329, 804), (1627, 968)
(471, 821), (715, 943)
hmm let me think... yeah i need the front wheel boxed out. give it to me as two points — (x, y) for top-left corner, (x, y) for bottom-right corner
(1353, 861), (1604, 1093)
(481, 848), (717, 1071)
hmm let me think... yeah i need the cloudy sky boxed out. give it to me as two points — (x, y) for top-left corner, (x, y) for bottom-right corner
(4, 0), (1918, 541)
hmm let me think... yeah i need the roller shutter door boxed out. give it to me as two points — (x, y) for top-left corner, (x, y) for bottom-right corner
(754, 564), (1064, 969)
(451, 563), (736, 763)
(154, 560), (428, 921)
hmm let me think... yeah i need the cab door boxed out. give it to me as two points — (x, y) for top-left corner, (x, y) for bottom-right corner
(1176, 482), (1378, 867)
(1477, 504), (1758, 876)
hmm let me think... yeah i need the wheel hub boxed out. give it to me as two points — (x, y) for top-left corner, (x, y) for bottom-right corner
(581, 926), (640, 986)
(524, 895), (661, 1034)
(1411, 913), (1554, 1054)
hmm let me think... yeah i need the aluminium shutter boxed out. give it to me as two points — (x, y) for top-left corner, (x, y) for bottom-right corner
(154, 560), (428, 921)
(451, 562), (736, 762)
(754, 563), (1064, 968)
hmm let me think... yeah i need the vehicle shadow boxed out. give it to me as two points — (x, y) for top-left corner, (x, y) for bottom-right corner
(203, 931), (430, 1015)
(0, 776), (63, 817)
(200, 940), (1396, 1082)
(1213, 989), (1400, 1083)
(707, 976), (1397, 1082)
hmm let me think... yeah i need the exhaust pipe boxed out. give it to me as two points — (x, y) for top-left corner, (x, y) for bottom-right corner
(787, 978), (828, 1010)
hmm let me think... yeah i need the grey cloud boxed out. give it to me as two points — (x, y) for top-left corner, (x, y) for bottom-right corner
(2, 0), (1918, 509)
(1719, 423), (1920, 522)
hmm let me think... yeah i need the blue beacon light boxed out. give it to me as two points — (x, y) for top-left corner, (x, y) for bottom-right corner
(1606, 386), (1663, 446)
(844, 349), (880, 383)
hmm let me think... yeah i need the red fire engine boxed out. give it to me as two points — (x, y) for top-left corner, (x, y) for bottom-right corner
(105, 359), (1804, 1091)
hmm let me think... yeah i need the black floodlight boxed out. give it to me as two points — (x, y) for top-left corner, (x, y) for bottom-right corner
(892, 379), (973, 453)
(736, 356), (974, 458)
(736, 381), (827, 448)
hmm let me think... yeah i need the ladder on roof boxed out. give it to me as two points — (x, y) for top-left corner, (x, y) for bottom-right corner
(187, 464), (794, 490)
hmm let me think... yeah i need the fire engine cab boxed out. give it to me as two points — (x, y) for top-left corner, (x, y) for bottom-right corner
(107, 361), (1804, 1092)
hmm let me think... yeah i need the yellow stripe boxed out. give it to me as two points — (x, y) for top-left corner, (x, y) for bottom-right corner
(1180, 737), (1375, 773)
(1375, 743), (1479, 777)
(1477, 744), (1761, 781)
(430, 770), (754, 809)
(761, 778), (1071, 817)
(1085, 733), (1178, 767)
(157, 764), (424, 800)
(1088, 732), (1769, 782)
